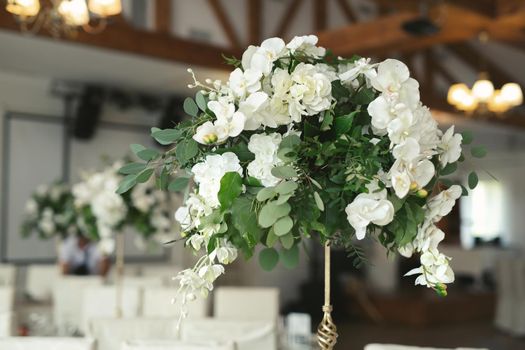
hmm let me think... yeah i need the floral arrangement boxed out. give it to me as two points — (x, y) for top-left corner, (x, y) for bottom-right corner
(117, 35), (485, 316)
(73, 161), (177, 254)
(22, 182), (78, 239)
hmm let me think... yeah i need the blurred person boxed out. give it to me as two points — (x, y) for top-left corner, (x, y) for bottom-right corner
(59, 234), (110, 276)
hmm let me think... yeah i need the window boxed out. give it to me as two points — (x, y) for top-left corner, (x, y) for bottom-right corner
(460, 180), (504, 248)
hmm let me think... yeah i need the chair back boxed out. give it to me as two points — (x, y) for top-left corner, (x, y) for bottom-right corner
(0, 312), (13, 337)
(26, 264), (61, 301)
(88, 318), (179, 350)
(0, 286), (14, 313)
(0, 264), (16, 286)
(122, 340), (234, 350)
(213, 287), (279, 322)
(80, 285), (141, 334)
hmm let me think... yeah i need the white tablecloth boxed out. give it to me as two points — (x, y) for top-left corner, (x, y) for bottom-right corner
(365, 344), (489, 350)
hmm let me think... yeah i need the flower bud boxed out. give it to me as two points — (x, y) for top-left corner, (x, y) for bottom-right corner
(435, 283), (447, 297)
(203, 133), (218, 144)
(409, 182), (418, 191)
(417, 189), (428, 198)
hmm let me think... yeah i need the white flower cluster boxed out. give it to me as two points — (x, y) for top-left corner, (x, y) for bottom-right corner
(192, 36), (332, 145)
(343, 59), (464, 291)
(131, 181), (176, 244)
(73, 162), (127, 254)
(247, 133), (283, 187)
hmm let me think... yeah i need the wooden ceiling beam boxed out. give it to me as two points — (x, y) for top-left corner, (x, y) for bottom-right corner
(0, 11), (240, 70)
(247, 0), (262, 45)
(274, 0), (304, 38)
(318, 4), (525, 56)
(207, 0), (242, 50)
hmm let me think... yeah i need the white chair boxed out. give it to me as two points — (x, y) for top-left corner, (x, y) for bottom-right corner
(0, 264), (16, 286)
(140, 264), (183, 286)
(213, 287), (279, 322)
(0, 312), (13, 337)
(494, 254), (516, 332)
(182, 318), (277, 350)
(26, 264), (61, 301)
(364, 345), (488, 350)
(88, 318), (179, 350)
(0, 337), (95, 350)
(142, 287), (208, 319)
(0, 286), (14, 313)
(121, 340), (234, 350)
(80, 285), (141, 334)
(52, 276), (103, 334)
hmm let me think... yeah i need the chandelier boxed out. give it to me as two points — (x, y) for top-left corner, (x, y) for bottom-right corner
(447, 73), (523, 114)
(5, 0), (122, 37)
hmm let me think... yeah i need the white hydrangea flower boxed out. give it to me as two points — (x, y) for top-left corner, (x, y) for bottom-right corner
(439, 126), (463, 167)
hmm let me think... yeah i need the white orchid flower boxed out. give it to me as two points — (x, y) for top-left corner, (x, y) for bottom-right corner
(228, 67), (262, 99)
(427, 185), (462, 220)
(339, 57), (377, 83)
(439, 126), (463, 167)
(245, 37), (286, 75)
(345, 193), (394, 240)
(240, 91), (270, 130)
(286, 35), (325, 57)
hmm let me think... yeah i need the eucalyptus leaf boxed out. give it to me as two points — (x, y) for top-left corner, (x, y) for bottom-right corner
(130, 144), (146, 155)
(280, 233), (294, 249)
(258, 202), (291, 228)
(441, 162), (457, 176)
(273, 216), (293, 236)
(259, 248), (279, 271)
(275, 194), (292, 205)
(271, 165), (298, 179)
(314, 191), (325, 211)
(116, 174), (137, 194)
(119, 162), (146, 175)
(266, 228), (278, 247)
(136, 168), (154, 183)
(461, 131), (473, 145)
(195, 91), (207, 111)
(256, 187), (276, 202)
(137, 148), (160, 161)
(151, 128), (183, 145)
(168, 177), (190, 192)
(280, 244), (299, 269)
(471, 146), (487, 158)
(183, 97), (199, 117)
(275, 181), (298, 195)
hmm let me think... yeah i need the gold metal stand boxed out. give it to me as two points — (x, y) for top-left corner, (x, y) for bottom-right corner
(115, 232), (124, 318)
(317, 241), (338, 349)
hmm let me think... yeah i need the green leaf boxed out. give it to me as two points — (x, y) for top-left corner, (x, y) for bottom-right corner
(156, 167), (169, 190)
(256, 187), (276, 202)
(183, 97), (199, 117)
(119, 162), (146, 175)
(195, 91), (207, 111)
(136, 168), (154, 183)
(352, 87), (376, 105)
(137, 148), (160, 161)
(151, 128), (183, 145)
(314, 191), (324, 211)
(309, 177), (322, 189)
(280, 233), (294, 249)
(280, 134), (301, 150)
(259, 248), (279, 271)
(280, 244), (299, 269)
(460, 184), (469, 196)
(176, 139), (199, 163)
(168, 177), (190, 192)
(116, 174), (137, 194)
(275, 194), (292, 205)
(232, 197), (262, 248)
(266, 228), (279, 247)
(258, 202), (291, 228)
(461, 131), (474, 145)
(471, 146), (487, 158)
(320, 111), (334, 131)
(273, 216), (293, 236)
(271, 165), (298, 179)
(245, 176), (262, 187)
(468, 171), (479, 189)
(275, 181), (298, 195)
(218, 172), (243, 210)
(333, 112), (356, 135)
(441, 162), (457, 176)
(130, 144), (146, 155)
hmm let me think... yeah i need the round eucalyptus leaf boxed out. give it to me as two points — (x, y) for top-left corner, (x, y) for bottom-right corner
(259, 247), (279, 271)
